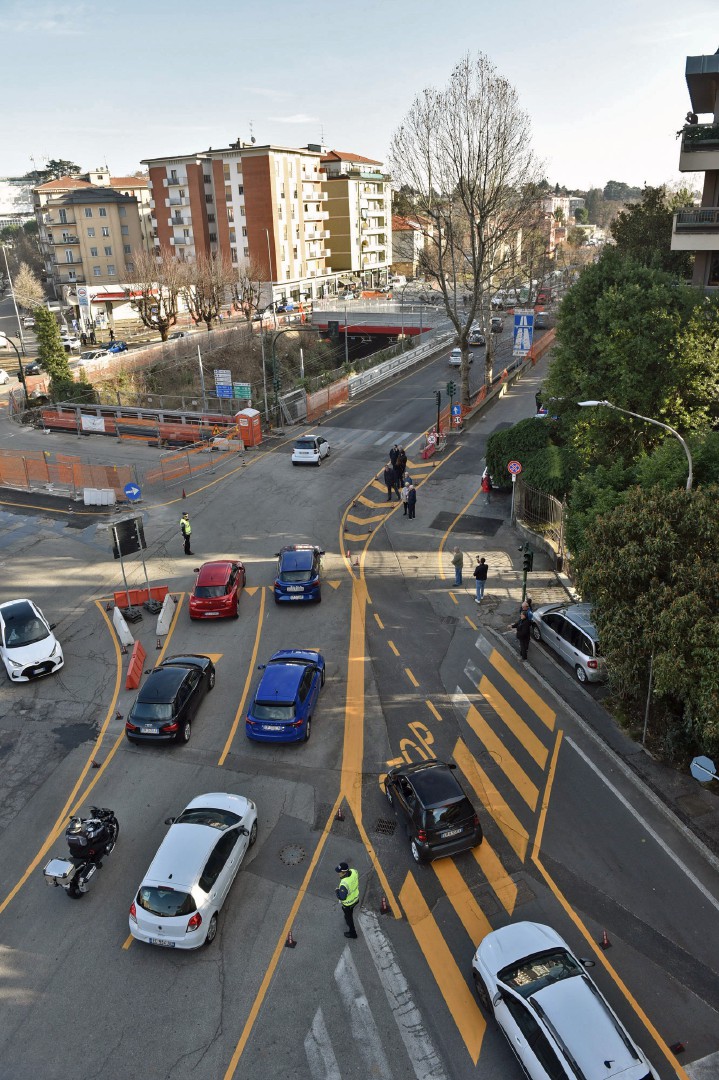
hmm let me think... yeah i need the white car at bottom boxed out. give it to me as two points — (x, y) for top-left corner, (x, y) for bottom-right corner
(0, 598), (64, 681)
(291, 435), (331, 465)
(472, 922), (658, 1080)
(0, 369), (10, 384)
(129, 792), (257, 949)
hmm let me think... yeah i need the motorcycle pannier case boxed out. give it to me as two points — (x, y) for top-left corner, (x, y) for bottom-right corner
(43, 858), (76, 885)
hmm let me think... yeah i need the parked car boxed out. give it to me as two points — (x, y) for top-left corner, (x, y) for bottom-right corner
(79, 349), (109, 361)
(106, 340), (128, 353)
(384, 760), (483, 864)
(62, 336), (81, 352)
(490, 315), (504, 333)
(125, 654), (215, 744)
(168, 331), (189, 340)
(129, 792), (258, 949)
(189, 560), (246, 620)
(530, 602), (606, 683)
(273, 544), (323, 603)
(449, 348), (472, 366)
(23, 361), (42, 376)
(0, 368), (10, 384)
(472, 922), (659, 1080)
(468, 331), (486, 347)
(22, 316), (35, 329)
(0, 598), (64, 682)
(534, 310), (549, 330)
(291, 435), (330, 466)
(246, 649), (325, 743)
(491, 291), (507, 309)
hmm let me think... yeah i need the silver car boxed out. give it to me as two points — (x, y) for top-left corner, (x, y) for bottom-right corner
(530, 602), (606, 683)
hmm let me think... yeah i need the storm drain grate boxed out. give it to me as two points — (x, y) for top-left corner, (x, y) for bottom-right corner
(374, 818), (397, 837)
(279, 843), (307, 866)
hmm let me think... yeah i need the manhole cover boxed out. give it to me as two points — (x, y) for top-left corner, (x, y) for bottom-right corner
(279, 843), (307, 866)
(374, 818), (397, 837)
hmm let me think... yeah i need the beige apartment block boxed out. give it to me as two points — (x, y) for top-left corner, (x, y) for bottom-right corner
(318, 148), (392, 288)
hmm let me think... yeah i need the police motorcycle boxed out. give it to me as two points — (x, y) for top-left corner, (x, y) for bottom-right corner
(43, 807), (119, 899)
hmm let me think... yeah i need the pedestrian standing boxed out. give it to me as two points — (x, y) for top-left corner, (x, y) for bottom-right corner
(89, 329), (96, 345)
(511, 611), (531, 661)
(451, 547), (464, 586)
(383, 462), (399, 501)
(396, 446), (407, 486)
(473, 556), (488, 603)
(389, 443), (400, 470)
(180, 512), (194, 556)
(401, 481), (410, 516)
(335, 861), (359, 939)
(521, 599), (534, 621)
(80, 332), (87, 346)
(406, 483), (417, 519)
(481, 471), (492, 505)
(109, 327), (115, 343)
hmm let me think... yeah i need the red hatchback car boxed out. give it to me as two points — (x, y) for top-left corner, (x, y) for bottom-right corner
(189, 560), (246, 619)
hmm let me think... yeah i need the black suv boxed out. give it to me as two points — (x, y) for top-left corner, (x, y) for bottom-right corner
(384, 761), (483, 864)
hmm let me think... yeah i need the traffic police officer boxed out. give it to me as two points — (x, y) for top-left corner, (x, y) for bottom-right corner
(180, 512), (194, 556)
(335, 861), (359, 939)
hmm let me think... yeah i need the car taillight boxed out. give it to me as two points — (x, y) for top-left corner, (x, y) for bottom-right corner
(186, 912), (203, 933)
(125, 720), (139, 732)
(291, 717), (303, 726)
(161, 722), (178, 732)
(417, 829), (427, 842)
(587, 660), (598, 669)
(129, 901), (137, 922)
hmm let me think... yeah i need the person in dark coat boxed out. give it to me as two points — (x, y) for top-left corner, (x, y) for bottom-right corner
(406, 483), (417, 519)
(473, 556), (488, 603)
(389, 444), (400, 470)
(396, 447), (407, 485)
(511, 610), (531, 661)
(383, 462), (399, 501)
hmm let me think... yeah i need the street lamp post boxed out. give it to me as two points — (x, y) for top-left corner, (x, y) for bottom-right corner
(578, 400), (693, 492)
(0, 332), (27, 396)
(265, 228), (277, 330)
(399, 281), (410, 351)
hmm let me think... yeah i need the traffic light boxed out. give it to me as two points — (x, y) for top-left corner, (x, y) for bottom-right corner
(522, 547), (534, 573)
(273, 375), (281, 392)
(446, 381), (457, 398)
(435, 390), (441, 408)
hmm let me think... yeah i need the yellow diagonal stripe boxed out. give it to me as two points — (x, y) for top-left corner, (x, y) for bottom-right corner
(432, 858), (492, 946)
(346, 511), (389, 525)
(489, 648), (556, 731)
(472, 840), (518, 915)
(358, 494), (394, 509)
(454, 738), (529, 862)
(465, 703), (539, 811)
(244, 586), (261, 596)
(400, 872), (485, 1064)
(478, 676), (548, 769)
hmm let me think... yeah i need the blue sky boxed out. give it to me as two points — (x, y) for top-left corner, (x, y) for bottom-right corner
(1, 0), (717, 191)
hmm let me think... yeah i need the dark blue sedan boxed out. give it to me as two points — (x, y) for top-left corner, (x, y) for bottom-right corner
(106, 340), (128, 353)
(246, 650), (325, 743)
(273, 545), (323, 603)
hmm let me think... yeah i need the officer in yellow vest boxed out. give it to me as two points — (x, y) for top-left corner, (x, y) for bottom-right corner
(335, 861), (359, 939)
(180, 512), (194, 556)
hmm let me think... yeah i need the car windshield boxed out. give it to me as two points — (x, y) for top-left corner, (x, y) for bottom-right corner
(136, 886), (196, 917)
(498, 948), (583, 998)
(279, 569), (313, 583)
(3, 612), (49, 649)
(294, 440), (317, 451)
(253, 703), (296, 721)
(131, 702), (174, 721)
(195, 585), (226, 598)
(426, 798), (474, 829)
(175, 808), (241, 830)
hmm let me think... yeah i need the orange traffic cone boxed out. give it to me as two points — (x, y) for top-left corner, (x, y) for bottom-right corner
(284, 928), (297, 948)
(380, 895), (390, 916)
(670, 1043), (686, 1055)
(599, 929), (611, 950)
(336, 805), (344, 821)
(182, 488), (186, 499)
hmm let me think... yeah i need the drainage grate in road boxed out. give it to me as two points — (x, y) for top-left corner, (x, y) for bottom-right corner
(279, 843), (307, 866)
(374, 818), (397, 837)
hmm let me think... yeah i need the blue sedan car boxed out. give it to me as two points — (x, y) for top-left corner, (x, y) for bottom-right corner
(246, 650), (325, 743)
(273, 545), (324, 603)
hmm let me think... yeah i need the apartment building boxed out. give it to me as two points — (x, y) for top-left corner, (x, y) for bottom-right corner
(144, 142), (347, 304)
(671, 48), (719, 288)
(391, 215), (426, 279)
(316, 148), (392, 288)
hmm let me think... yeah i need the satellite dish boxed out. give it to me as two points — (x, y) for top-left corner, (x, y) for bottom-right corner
(251, 136), (256, 144)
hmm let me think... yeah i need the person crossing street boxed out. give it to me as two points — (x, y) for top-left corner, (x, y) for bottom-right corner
(335, 861), (359, 939)
(180, 512), (194, 556)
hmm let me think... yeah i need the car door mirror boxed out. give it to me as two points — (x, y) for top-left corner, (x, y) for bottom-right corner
(580, 958), (595, 968)
(164, 817), (176, 825)
(49, 623), (57, 630)
(239, 826), (249, 836)
(193, 567), (200, 573)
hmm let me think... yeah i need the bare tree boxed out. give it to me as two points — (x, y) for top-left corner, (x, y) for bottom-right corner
(231, 255), (266, 326)
(125, 248), (183, 341)
(390, 53), (542, 402)
(179, 253), (236, 332)
(14, 262), (45, 309)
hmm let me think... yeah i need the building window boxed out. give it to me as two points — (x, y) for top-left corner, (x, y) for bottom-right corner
(244, 247), (250, 258)
(87, 227), (95, 237)
(236, 163), (242, 174)
(179, 189), (185, 198)
(65, 250), (74, 263)
(227, 207), (234, 222)
(93, 266), (101, 277)
(99, 207), (107, 217)
(126, 261), (135, 273)
(90, 247), (98, 257)
(230, 246), (237, 263)
(102, 227), (110, 237)
(84, 208), (93, 218)
(203, 174), (211, 183)
(121, 225), (129, 236)
(183, 229), (190, 238)
(107, 264), (116, 275)
(205, 194), (214, 204)
(207, 213), (216, 223)
(237, 184), (243, 196)
(124, 244), (131, 254)
(119, 206), (126, 217)
(225, 188), (232, 203)
(209, 232), (217, 242)
(242, 226), (247, 237)
(59, 209), (68, 224)
(223, 164), (230, 180)
(229, 229), (236, 243)
(67, 270), (76, 281)
(240, 206), (245, 216)
(170, 169), (178, 181)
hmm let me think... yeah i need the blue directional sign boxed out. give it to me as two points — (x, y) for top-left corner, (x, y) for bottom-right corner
(451, 404), (462, 416)
(124, 482), (142, 502)
(216, 385), (233, 398)
(513, 310), (535, 357)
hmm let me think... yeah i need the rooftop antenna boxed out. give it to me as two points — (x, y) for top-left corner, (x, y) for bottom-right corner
(249, 120), (256, 144)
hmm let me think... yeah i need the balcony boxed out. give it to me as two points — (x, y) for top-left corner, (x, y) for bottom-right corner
(169, 215), (189, 226)
(679, 123), (719, 171)
(671, 206), (719, 251)
(52, 254), (83, 264)
(55, 235), (80, 244)
(168, 196), (190, 207)
(56, 273), (86, 284)
(167, 175), (187, 186)
(303, 207), (329, 221)
(305, 228), (330, 240)
(43, 214), (76, 225)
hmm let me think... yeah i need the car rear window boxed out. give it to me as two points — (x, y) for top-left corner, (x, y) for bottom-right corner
(175, 808), (241, 830)
(294, 439), (316, 450)
(499, 947), (583, 998)
(131, 702), (174, 721)
(136, 886), (196, 917)
(279, 569), (314, 583)
(195, 585), (226, 598)
(253, 703), (295, 720)
(425, 798), (475, 829)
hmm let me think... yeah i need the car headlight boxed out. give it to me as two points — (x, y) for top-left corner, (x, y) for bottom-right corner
(50, 643), (60, 658)
(7, 658), (23, 670)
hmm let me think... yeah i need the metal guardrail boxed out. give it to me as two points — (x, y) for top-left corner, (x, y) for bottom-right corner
(347, 330), (455, 397)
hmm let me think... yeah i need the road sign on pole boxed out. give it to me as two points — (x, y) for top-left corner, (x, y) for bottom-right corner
(513, 311), (535, 357)
(124, 482), (142, 502)
(507, 460), (522, 475)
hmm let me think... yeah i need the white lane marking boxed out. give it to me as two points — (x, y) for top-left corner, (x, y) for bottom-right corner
(359, 911), (448, 1080)
(685, 1049), (719, 1078)
(463, 659), (483, 686)
(566, 736), (719, 912)
(451, 688), (472, 712)
(304, 1007), (341, 1080)
(334, 945), (394, 1080)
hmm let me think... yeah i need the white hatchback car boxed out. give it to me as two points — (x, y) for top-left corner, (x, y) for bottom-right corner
(0, 598), (64, 682)
(291, 435), (331, 466)
(129, 792), (257, 949)
(0, 368), (10, 385)
(448, 348), (472, 366)
(472, 922), (658, 1080)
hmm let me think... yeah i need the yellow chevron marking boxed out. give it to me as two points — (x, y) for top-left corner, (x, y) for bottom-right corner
(478, 676), (548, 769)
(454, 738), (529, 862)
(465, 703), (539, 811)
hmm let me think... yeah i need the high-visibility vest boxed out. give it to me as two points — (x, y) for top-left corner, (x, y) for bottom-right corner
(181, 518), (191, 536)
(341, 869), (359, 907)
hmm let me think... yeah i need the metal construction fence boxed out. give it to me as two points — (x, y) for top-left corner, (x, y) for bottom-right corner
(0, 449), (133, 500)
(515, 478), (565, 556)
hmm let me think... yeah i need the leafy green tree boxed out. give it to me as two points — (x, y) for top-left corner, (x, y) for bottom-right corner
(21, 159), (82, 184)
(486, 417), (580, 496)
(575, 485), (719, 763)
(49, 377), (96, 404)
(566, 226), (586, 247)
(610, 185), (693, 277)
(603, 180), (641, 202)
(574, 208), (589, 224)
(34, 308), (71, 380)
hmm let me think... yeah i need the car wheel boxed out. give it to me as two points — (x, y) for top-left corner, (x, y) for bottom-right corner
(292, 461), (297, 466)
(249, 820), (258, 847)
(315, 459), (321, 467)
(385, 783), (394, 807)
(304, 717), (312, 742)
(205, 912), (218, 945)
(410, 839), (424, 864)
(320, 666), (326, 687)
(531, 624), (541, 641)
(208, 669), (216, 690)
(315, 593), (322, 604)
(575, 665), (588, 684)
(326, 446), (331, 457)
(67, 882), (84, 900)
(179, 720), (192, 744)
(126, 735), (137, 745)
(233, 607), (239, 619)
(473, 972), (492, 1012)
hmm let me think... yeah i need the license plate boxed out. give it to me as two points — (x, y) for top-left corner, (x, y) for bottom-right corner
(290, 596), (303, 601)
(142, 726), (158, 735)
(149, 938), (175, 948)
(287, 586), (304, 592)
(263, 724), (284, 731)
(30, 667), (46, 676)
(441, 828), (462, 839)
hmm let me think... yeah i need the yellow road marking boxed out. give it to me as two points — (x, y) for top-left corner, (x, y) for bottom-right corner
(218, 588), (266, 766)
(358, 495), (395, 509)
(400, 872), (485, 1064)
(343, 533), (371, 543)
(346, 511), (388, 525)
(202, 653), (223, 664)
(448, 591), (459, 605)
(374, 613), (384, 630)
(454, 738), (529, 862)
(244, 586), (261, 596)
(531, 731), (691, 1080)
(425, 700), (442, 723)
(388, 640), (400, 656)
(432, 858), (492, 945)
(472, 840), (518, 915)
(405, 667), (419, 688)
(464, 615), (477, 629)
(437, 480), (486, 581)
(489, 648), (556, 731)
(478, 675), (548, 769)
(122, 932), (133, 950)
(327, 580), (342, 589)
(464, 703), (539, 811)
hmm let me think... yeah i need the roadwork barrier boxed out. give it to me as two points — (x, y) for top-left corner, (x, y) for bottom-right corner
(125, 641), (147, 690)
